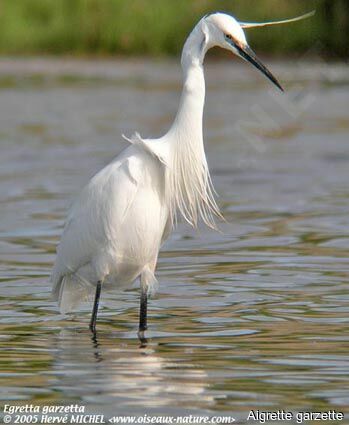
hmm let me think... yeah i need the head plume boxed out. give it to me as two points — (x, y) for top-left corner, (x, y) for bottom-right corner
(239, 10), (315, 29)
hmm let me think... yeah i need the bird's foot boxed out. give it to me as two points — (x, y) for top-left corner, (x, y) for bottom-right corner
(137, 327), (148, 346)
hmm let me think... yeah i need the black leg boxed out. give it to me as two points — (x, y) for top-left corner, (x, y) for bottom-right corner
(89, 281), (102, 333)
(137, 287), (148, 343)
(139, 289), (148, 332)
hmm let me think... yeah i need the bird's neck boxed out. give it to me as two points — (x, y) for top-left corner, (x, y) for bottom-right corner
(169, 22), (207, 142)
(164, 23), (220, 228)
(168, 63), (205, 147)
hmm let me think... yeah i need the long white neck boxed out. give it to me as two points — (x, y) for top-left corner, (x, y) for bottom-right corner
(165, 20), (221, 228)
(169, 20), (207, 143)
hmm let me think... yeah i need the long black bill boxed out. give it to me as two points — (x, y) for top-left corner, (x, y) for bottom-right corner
(236, 44), (284, 92)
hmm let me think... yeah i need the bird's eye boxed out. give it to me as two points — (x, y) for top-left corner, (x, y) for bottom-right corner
(225, 34), (233, 41)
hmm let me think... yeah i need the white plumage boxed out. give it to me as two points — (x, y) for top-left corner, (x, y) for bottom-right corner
(51, 11), (313, 334)
(51, 138), (169, 313)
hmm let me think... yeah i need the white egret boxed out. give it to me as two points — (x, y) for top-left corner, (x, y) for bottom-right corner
(51, 11), (314, 338)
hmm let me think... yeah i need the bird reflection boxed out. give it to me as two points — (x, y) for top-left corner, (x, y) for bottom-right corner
(90, 330), (103, 362)
(51, 328), (212, 408)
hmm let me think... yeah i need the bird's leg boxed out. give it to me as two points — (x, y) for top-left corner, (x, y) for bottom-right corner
(138, 285), (148, 341)
(139, 288), (148, 331)
(89, 281), (102, 333)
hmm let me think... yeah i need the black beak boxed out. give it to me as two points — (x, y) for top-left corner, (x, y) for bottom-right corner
(235, 44), (284, 92)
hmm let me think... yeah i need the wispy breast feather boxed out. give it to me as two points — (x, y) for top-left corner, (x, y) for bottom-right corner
(122, 133), (168, 166)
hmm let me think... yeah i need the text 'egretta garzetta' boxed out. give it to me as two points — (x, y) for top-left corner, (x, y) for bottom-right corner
(51, 10), (314, 339)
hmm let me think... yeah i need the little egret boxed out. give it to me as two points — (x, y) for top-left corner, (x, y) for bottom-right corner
(51, 11), (314, 337)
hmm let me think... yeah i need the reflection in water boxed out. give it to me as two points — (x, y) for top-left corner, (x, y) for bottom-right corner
(0, 60), (349, 415)
(51, 329), (211, 412)
(91, 331), (103, 363)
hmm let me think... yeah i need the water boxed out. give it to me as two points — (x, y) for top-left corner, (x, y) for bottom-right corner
(0, 58), (349, 422)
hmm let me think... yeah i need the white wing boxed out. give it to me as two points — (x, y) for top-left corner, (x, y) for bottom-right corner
(51, 132), (171, 315)
(51, 145), (144, 284)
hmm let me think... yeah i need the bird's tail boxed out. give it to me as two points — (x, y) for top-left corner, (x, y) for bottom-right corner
(52, 274), (95, 314)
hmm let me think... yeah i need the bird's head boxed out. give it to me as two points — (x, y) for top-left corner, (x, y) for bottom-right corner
(201, 11), (315, 92)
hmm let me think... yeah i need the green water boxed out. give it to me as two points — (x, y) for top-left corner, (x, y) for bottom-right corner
(0, 59), (348, 423)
